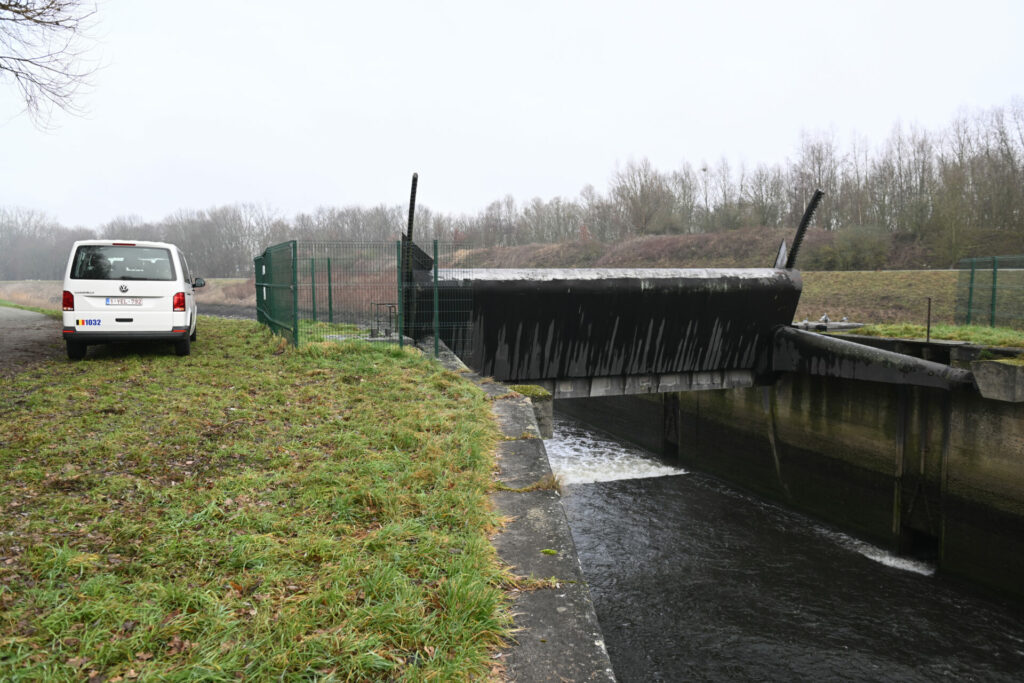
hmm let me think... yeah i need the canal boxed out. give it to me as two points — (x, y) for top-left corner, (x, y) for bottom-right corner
(547, 411), (1024, 681)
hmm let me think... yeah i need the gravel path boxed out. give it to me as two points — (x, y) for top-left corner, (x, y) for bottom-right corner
(0, 307), (64, 378)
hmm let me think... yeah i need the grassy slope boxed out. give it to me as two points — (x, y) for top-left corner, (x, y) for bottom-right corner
(797, 270), (958, 325)
(0, 318), (507, 681)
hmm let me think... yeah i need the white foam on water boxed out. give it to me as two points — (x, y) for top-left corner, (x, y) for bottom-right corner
(546, 414), (687, 485)
(815, 528), (936, 576)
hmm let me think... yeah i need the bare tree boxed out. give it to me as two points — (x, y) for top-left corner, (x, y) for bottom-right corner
(610, 158), (675, 236)
(0, 1), (96, 124)
(743, 163), (786, 229)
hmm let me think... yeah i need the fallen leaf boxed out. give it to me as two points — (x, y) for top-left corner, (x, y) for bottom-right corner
(135, 652), (153, 661)
(166, 635), (196, 654)
(160, 610), (181, 625)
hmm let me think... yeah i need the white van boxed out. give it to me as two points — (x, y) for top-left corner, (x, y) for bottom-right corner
(61, 240), (205, 359)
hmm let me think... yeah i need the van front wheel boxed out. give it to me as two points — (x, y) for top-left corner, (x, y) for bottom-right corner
(175, 337), (191, 356)
(66, 340), (86, 360)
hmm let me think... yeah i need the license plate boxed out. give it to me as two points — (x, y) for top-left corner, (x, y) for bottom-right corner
(105, 297), (142, 306)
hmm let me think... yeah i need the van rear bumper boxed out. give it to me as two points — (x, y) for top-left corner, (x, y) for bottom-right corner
(63, 327), (190, 345)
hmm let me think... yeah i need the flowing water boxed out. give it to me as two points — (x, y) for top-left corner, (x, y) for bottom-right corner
(547, 411), (1024, 682)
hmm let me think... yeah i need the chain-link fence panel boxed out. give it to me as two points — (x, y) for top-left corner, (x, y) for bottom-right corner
(255, 240), (474, 357)
(956, 256), (1024, 329)
(293, 242), (401, 346)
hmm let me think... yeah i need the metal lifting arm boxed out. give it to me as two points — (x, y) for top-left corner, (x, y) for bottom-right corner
(784, 189), (825, 270)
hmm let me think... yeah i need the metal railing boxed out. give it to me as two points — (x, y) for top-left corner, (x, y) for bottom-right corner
(955, 255), (1024, 329)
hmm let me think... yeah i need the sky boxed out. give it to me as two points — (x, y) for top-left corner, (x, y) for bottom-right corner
(2, 0), (1023, 229)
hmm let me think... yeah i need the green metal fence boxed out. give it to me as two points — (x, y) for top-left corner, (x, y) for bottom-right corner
(955, 255), (1024, 329)
(254, 241), (298, 345)
(254, 240), (473, 355)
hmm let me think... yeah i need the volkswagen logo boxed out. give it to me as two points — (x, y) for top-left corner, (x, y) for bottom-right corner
(119, 284), (129, 293)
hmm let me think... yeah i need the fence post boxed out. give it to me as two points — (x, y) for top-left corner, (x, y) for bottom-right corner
(254, 256), (264, 325)
(291, 241), (299, 347)
(433, 240), (440, 359)
(396, 240), (404, 349)
(990, 256), (999, 328)
(327, 258), (333, 324)
(926, 297), (932, 343)
(310, 258), (317, 323)
(966, 259), (976, 325)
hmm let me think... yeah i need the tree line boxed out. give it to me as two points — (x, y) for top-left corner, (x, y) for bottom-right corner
(3, 100), (1023, 279)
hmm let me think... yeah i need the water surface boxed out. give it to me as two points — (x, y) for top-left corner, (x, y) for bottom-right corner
(548, 412), (1024, 682)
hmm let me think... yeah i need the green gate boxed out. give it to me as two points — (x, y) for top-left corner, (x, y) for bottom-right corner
(254, 240), (298, 346)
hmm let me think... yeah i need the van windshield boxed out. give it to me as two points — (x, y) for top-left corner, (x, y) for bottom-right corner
(71, 245), (176, 281)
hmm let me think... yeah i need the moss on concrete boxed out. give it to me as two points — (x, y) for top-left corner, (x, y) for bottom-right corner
(509, 384), (552, 401)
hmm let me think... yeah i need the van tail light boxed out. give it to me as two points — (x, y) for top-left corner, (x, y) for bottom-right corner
(172, 292), (186, 312)
(62, 291), (74, 311)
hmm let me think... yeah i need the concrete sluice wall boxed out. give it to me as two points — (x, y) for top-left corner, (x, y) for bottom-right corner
(558, 376), (1024, 600)
(437, 268), (801, 384)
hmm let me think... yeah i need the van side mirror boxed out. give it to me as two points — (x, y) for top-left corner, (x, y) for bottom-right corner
(193, 277), (206, 288)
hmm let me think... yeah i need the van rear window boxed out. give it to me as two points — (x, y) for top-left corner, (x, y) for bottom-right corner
(71, 245), (176, 281)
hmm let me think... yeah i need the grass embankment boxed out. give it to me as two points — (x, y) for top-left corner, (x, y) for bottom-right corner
(847, 323), (1024, 348)
(796, 270), (958, 326)
(0, 280), (256, 312)
(0, 318), (508, 681)
(0, 282), (62, 311)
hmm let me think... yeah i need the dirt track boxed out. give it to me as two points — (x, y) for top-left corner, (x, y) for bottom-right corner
(0, 305), (258, 378)
(195, 303), (257, 320)
(0, 308), (64, 378)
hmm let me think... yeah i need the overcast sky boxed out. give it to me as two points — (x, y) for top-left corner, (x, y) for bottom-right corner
(2, 0), (1022, 229)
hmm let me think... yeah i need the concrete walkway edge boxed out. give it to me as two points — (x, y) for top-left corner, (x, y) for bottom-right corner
(419, 339), (616, 682)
